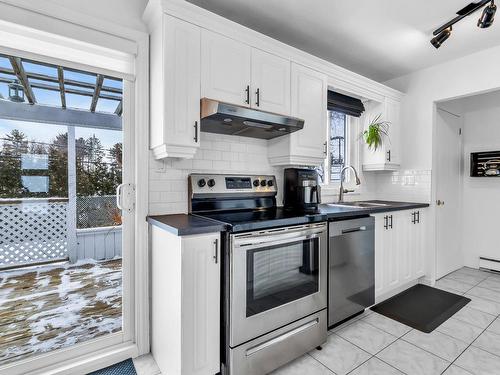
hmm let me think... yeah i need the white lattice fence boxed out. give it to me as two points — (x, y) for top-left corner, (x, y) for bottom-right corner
(0, 199), (68, 267)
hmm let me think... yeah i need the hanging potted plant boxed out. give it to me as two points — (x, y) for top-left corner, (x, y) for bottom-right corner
(362, 114), (390, 151)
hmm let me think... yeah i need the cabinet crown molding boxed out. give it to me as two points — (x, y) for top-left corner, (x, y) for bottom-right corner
(144, 0), (403, 103)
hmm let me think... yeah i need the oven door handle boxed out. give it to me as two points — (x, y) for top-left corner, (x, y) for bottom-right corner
(234, 232), (322, 249)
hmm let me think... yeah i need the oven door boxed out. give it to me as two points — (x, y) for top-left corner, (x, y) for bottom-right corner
(230, 222), (327, 347)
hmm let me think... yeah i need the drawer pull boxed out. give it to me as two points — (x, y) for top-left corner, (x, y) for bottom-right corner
(246, 318), (319, 357)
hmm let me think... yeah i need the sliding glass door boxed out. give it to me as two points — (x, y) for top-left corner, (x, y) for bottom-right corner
(0, 53), (134, 368)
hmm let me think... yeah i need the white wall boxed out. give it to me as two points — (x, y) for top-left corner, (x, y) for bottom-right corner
(384, 43), (500, 277)
(459, 91), (500, 267)
(386, 44), (500, 172)
(4, 0), (148, 33)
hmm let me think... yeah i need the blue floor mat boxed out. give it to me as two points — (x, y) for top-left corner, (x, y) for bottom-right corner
(88, 359), (136, 375)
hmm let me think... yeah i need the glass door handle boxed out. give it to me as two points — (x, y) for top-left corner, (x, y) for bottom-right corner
(116, 183), (135, 213)
(213, 238), (218, 264)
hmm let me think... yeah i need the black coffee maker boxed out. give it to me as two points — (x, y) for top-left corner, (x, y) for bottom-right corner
(283, 168), (321, 212)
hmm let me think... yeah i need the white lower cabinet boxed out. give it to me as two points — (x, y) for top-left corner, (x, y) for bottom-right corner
(374, 209), (427, 300)
(151, 227), (220, 375)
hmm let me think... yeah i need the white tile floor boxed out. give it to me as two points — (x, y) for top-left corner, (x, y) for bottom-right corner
(133, 354), (161, 375)
(272, 267), (500, 375)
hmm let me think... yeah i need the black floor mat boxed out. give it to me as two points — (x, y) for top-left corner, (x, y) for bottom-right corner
(370, 284), (471, 333)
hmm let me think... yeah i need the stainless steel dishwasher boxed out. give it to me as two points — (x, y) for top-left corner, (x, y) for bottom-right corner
(328, 216), (375, 327)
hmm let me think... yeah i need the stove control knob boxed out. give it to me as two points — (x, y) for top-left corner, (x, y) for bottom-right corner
(207, 179), (216, 188)
(260, 180), (267, 187)
(267, 180), (274, 187)
(253, 179), (260, 187)
(198, 178), (206, 188)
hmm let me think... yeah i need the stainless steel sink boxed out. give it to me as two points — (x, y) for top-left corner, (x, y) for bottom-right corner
(327, 201), (390, 209)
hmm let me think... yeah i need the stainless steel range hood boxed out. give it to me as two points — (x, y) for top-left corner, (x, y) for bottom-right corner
(200, 98), (304, 140)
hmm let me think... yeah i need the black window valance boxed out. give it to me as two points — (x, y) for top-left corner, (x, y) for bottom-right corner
(327, 91), (365, 117)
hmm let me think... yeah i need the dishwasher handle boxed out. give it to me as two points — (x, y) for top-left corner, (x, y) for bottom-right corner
(341, 226), (367, 234)
(329, 217), (374, 237)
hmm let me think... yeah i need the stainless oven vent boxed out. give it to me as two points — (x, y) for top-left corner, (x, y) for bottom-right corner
(200, 98), (304, 140)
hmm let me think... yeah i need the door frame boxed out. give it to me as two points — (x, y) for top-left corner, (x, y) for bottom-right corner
(0, 4), (149, 375)
(432, 106), (464, 280)
(431, 89), (500, 284)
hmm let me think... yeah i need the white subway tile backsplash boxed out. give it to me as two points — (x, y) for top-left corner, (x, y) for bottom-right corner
(212, 141), (231, 151)
(372, 169), (432, 202)
(148, 132), (432, 214)
(171, 158), (193, 170)
(192, 159), (213, 170)
(149, 133), (279, 215)
(231, 142), (247, 153)
(202, 149), (222, 161)
(212, 160), (231, 170)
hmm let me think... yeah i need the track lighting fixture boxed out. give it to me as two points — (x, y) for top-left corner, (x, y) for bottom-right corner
(431, 0), (497, 49)
(478, 1), (497, 28)
(431, 27), (452, 49)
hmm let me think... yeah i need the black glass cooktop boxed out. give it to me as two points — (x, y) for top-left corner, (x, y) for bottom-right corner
(196, 207), (326, 233)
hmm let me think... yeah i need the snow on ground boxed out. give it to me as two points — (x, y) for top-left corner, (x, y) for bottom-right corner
(0, 258), (122, 364)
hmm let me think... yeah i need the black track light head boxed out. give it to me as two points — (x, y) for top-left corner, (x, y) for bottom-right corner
(431, 27), (452, 49)
(478, 1), (497, 28)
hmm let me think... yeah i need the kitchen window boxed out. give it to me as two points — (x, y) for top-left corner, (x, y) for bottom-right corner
(328, 111), (349, 182)
(318, 110), (351, 184)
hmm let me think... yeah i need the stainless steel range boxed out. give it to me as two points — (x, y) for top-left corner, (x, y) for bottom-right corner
(189, 174), (328, 375)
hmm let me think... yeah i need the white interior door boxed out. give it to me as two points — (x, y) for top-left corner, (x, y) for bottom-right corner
(435, 108), (463, 279)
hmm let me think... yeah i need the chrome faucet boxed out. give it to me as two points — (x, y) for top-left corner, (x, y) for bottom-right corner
(338, 165), (361, 203)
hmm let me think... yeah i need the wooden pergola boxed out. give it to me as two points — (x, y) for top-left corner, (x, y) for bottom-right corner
(0, 54), (123, 130)
(0, 54), (124, 264)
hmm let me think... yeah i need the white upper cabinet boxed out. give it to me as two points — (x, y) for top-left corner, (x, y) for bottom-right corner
(268, 63), (328, 166)
(201, 31), (291, 114)
(362, 97), (402, 171)
(251, 49), (291, 114)
(149, 14), (201, 159)
(201, 30), (252, 107)
(144, 2), (403, 161)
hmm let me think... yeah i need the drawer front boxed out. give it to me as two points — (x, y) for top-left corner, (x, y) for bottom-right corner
(229, 309), (327, 375)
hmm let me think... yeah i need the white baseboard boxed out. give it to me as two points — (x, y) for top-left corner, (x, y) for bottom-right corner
(479, 257), (500, 273)
(419, 277), (433, 286)
(375, 279), (419, 304)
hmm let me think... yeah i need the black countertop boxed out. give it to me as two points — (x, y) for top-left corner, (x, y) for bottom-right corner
(147, 200), (429, 235)
(318, 200), (430, 220)
(147, 214), (227, 236)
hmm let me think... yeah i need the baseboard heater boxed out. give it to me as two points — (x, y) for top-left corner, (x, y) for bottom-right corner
(479, 257), (500, 273)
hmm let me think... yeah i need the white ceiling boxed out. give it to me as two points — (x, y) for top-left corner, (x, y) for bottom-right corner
(187, 0), (500, 82)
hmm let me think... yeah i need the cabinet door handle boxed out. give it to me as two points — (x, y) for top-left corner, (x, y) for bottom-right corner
(389, 215), (393, 229)
(255, 88), (260, 107)
(194, 121), (198, 143)
(384, 216), (388, 230)
(416, 211), (420, 224)
(411, 212), (415, 224)
(213, 238), (218, 264)
(386, 150), (391, 162)
(245, 85), (250, 104)
(323, 141), (327, 156)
